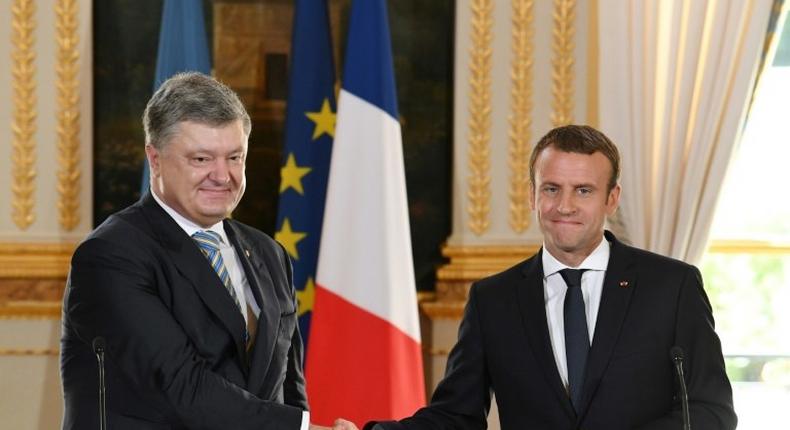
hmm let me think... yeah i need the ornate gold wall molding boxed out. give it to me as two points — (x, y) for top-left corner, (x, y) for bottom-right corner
(0, 348), (59, 356)
(466, 0), (493, 236)
(427, 244), (541, 320)
(586, 0), (599, 127)
(551, 0), (575, 126)
(420, 300), (465, 321)
(11, 0), (38, 230)
(0, 303), (61, 319)
(0, 243), (74, 279)
(436, 244), (540, 299)
(707, 240), (790, 254)
(55, 0), (81, 231)
(508, 0), (534, 234)
(0, 243), (73, 318)
(0, 275), (65, 318)
(0, 299), (61, 320)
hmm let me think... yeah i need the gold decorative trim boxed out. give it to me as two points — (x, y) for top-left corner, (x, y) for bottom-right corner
(56, 0), (81, 231)
(435, 243), (541, 302)
(466, 0), (493, 235)
(707, 240), (790, 255)
(416, 291), (436, 304)
(551, 0), (575, 126)
(0, 348), (59, 356)
(0, 243), (75, 278)
(426, 243), (543, 325)
(11, 0), (38, 230)
(442, 244), (542, 261)
(0, 301), (61, 319)
(423, 347), (452, 356)
(427, 244), (540, 321)
(586, 0), (599, 127)
(420, 300), (466, 321)
(508, 0), (534, 233)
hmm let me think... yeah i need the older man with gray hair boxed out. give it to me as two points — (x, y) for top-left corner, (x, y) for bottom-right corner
(61, 72), (344, 430)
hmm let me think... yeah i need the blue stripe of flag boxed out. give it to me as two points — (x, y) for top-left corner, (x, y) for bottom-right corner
(341, 0), (399, 120)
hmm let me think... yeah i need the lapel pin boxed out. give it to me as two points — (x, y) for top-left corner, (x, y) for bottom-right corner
(619, 280), (629, 288)
(245, 249), (251, 258)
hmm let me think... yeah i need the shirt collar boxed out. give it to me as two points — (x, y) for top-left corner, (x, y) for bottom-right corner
(150, 190), (229, 244)
(541, 236), (611, 279)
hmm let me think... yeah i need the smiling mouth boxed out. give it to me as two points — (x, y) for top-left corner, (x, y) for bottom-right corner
(199, 188), (232, 196)
(552, 220), (582, 226)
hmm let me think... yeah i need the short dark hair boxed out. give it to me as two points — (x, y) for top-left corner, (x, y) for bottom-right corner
(143, 72), (251, 150)
(529, 124), (621, 192)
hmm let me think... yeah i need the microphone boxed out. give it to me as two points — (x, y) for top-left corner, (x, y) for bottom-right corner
(92, 337), (107, 430)
(670, 346), (690, 430)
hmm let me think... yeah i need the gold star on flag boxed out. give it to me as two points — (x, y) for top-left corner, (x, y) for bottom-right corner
(274, 218), (307, 260)
(305, 98), (336, 140)
(296, 277), (315, 316)
(279, 153), (312, 195)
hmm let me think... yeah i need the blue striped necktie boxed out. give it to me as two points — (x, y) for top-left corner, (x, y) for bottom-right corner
(192, 230), (242, 312)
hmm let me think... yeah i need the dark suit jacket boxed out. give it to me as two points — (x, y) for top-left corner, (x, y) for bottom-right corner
(61, 194), (307, 429)
(370, 231), (735, 430)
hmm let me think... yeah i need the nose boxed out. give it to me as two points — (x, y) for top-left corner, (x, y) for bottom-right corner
(209, 159), (231, 184)
(556, 191), (576, 215)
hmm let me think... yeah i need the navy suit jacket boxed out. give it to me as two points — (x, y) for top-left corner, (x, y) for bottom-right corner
(370, 231), (735, 430)
(61, 193), (307, 429)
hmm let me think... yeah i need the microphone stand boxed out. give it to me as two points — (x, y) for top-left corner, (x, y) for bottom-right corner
(671, 346), (691, 430)
(93, 337), (107, 430)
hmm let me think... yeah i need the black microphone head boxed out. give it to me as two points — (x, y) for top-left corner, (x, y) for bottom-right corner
(92, 336), (106, 354)
(670, 346), (684, 361)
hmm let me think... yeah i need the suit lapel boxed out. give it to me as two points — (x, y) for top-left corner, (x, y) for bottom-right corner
(140, 194), (248, 367)
(225, 221), (282, 394)
(578, 232), (636, 418)
(517, 251), (576, 417)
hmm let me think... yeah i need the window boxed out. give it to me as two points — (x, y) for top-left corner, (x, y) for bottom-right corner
(702, 10), (790, 429)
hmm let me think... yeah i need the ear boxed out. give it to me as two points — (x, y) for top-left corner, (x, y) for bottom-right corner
(606, 183), (621, 216)
(144, 144), (160, 177)
(529, 182), (536, 211)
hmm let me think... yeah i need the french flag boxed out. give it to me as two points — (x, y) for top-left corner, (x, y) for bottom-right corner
(305, 0), (426, 426)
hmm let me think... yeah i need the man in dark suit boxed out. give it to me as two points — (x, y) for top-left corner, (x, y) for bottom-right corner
(61, 73), (341, 429)
(357, 125), (736, 430)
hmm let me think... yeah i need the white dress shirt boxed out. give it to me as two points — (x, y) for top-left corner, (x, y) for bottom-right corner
(541, 237), (610, 390)
(150, 192), (309, 430)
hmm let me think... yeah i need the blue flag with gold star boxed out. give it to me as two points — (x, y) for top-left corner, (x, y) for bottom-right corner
(275, 0), (336, 346)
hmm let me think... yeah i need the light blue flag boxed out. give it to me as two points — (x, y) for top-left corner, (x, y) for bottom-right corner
(141, 0), (211, 196)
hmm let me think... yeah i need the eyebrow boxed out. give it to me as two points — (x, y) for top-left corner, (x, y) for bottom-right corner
(540, 181), (598, 189)
(186, 147), (246, 155)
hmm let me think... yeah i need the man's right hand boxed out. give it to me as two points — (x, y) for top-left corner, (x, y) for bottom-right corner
(309, 418), (359, 430)
(332, 418), (359, 430)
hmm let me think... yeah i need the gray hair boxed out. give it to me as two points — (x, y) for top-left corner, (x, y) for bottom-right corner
(143, 72), (251, 150)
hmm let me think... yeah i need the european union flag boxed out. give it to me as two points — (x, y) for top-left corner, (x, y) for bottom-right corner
(141, 0), (211, 195)
(274, 0), (336, 346)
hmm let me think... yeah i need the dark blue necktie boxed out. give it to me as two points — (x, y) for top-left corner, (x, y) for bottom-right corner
(560, 268), (589, 412)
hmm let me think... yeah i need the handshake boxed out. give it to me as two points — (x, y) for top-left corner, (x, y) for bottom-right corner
(310, 418), (359, 430)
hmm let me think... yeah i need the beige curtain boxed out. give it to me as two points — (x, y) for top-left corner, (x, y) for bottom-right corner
(598, 0), (775, 264)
